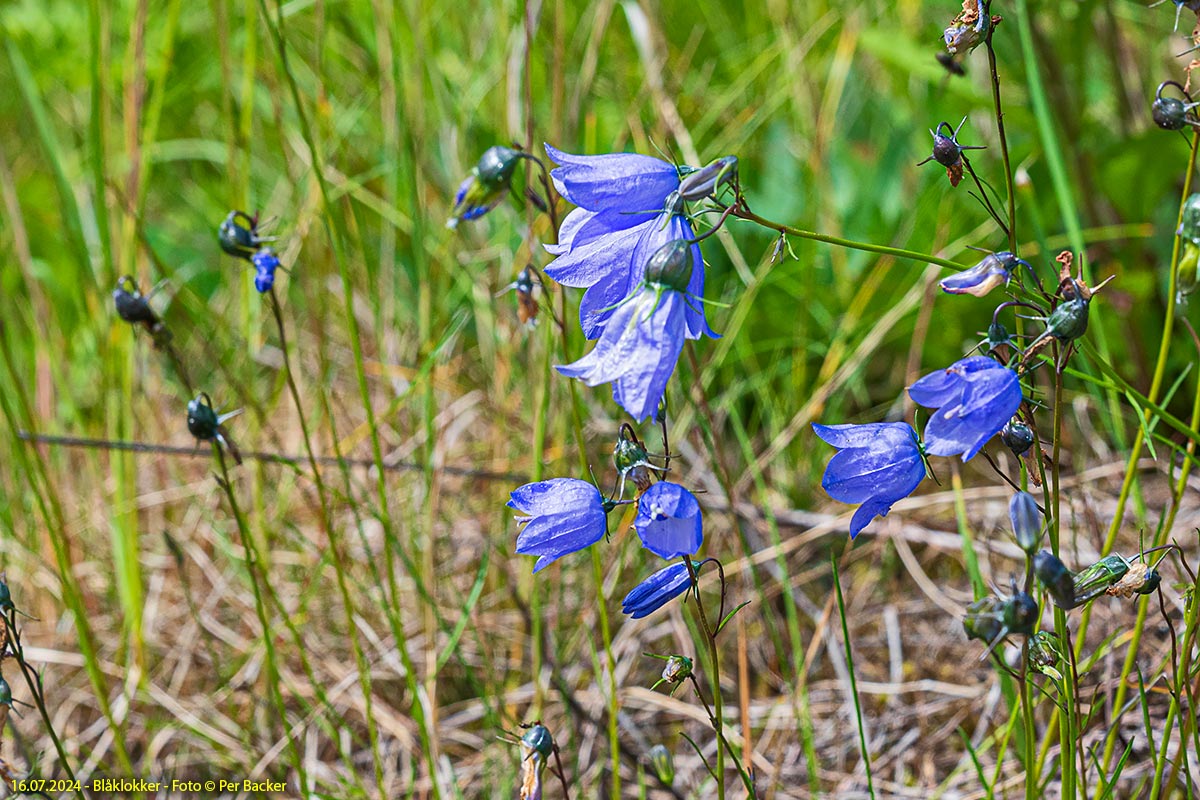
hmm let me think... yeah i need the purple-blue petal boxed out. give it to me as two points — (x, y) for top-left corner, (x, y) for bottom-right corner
(635, 482), (703, 559)
(507, 477), (602, 516)
(545, 144), (680, 213)
(621, 562), (694, 619)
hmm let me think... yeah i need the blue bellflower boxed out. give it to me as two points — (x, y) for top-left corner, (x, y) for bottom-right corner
(813, 422), (925, 537)
(557, 240), (715, 422)
(507, 478), (608, 572)
(908, 356), (1022, 460)
(252, 248), (280, 293)
(634, 482), (703, 559)
(543, 145), (713, 340)
(621, 561), (695, 619)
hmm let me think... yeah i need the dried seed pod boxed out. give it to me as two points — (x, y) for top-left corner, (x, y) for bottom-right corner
(1034, 551), (1076, 609)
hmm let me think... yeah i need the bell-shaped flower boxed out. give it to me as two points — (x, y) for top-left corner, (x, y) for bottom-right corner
(812, 422), (925, 537)
(543, 144), (715, 339)
(507, 478), (608, 572)
(447, 146), (525, 228)
(621, 561), (695, 619)
(634, 482), (703, 559)
(908, 356), (1022, 460)
(939, 251), (1020, 297)
(557, 240), (716, 422)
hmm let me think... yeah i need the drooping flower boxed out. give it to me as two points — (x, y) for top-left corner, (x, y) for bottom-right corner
(621, 561), (695, 619)
(557, 239), (716, 422)
(507, 478), (608, 572)
(447, 146), (525, 229)
(634, 481), (703, 559)
(939, 251), (1021, 297)
(908, 356), (1022, 461)
(812, 422), (925, 537)
(543, 144), (716, 339)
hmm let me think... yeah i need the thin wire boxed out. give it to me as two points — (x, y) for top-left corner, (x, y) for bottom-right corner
(17, 431), (525, 483)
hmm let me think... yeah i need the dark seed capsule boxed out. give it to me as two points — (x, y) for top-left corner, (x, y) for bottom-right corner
(1000, 418), (1035, 457)
(520, 723), (554, 761)
(1002, 591), (1039, 635)
(0, 677), (12, 708)
(187, 394), (221, 441)
(644, 239), (694, 292)
(1034, 551), (1076, 609)
(1153, 95), (1190, 131)
(112, 277), (158, 326)
(1043, 295), (1089, 343)
(476, 145), (523, 189)
(218, 211), (264, 261)
(0, 581), (12, 613)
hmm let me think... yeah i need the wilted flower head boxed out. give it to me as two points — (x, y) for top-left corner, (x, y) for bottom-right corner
(447, 145), (525, 229)
(1010, 491), (1042, 553)
(543, 145), (714, 339)
(1027, 631), (1063, 680)
(908, 356), (1021, 461)
(621, 561), (695, 619)
(812, 422), (926, 537)
(557, 240), (717, 422)
(635, 481), (703, 560)
(939, 251), (1021, 297)
(937, 0), (991, 74)
(507, 478), (609, 572)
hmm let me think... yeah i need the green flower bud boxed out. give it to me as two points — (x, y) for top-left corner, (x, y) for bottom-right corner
(1178, 193), (1200, 244)
(644, 240), (694, 292)
(648, 744), (675, 785)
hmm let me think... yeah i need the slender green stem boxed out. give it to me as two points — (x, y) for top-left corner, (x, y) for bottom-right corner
(212, 443), (309, 795)
(730, 205), (963, 272)
(985, 27), (1017, 254)
(257, 1), (440, 786)
(831, 553), (875, 800)
(683, 560), (725, 798)
(268, 288), (387, 796)
(1098, 130), (1200, 773)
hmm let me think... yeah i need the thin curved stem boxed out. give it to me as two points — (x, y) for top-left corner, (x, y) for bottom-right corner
(730, 204), (964, 272)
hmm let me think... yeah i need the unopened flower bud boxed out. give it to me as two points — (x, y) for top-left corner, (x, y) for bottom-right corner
(0, 677), (12, 708)
(1009, 491), (1042, 554)
(677, 156), (738, 202)
(1000, 418), (1034, 456)
(648, 744), (675, 785)
(0, 581), (12, 614)
(644, 240), (694, 292)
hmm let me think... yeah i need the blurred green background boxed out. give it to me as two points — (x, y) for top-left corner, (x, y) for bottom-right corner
(0, 0), (1196, 796)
